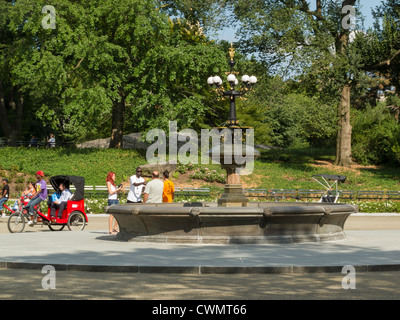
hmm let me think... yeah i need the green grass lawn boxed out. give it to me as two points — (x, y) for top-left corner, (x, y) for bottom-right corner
(1, 146), (399, 213)
(243, 161), (400, 191)
(241, 148), (400, 191)
(0, 147), (146, 186)
(1, 146), (399, 193)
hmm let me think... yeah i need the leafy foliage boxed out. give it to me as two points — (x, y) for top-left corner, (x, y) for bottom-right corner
(238, 76), (337, 148)
(352, 104), (400, 165)
(1, 0), (400, 168)
(0, 0), (229, 145)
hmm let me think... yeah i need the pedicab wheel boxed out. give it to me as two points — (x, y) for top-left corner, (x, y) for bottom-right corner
(48, 223), (65, 231)
(7, 212), (25, 233)
(67, 211), (86, 231)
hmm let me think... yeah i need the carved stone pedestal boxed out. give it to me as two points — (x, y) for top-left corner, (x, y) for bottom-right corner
(218, 184), (249, 207)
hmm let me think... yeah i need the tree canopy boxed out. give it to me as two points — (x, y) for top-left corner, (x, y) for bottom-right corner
(0, 0), (399, 167)
(0, 0), (229, 146)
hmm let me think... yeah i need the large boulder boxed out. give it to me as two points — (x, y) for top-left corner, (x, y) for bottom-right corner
(77, 133), (149, 150)
(139, 163), (177, 177)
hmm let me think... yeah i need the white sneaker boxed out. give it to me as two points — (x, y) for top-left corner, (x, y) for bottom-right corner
(28, 220), (34, 227)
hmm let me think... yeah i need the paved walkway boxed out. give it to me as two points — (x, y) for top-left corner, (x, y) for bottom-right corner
(1, 269), (399, 300)
(0, 215), (400, 273)
(1, 214), (400, 300)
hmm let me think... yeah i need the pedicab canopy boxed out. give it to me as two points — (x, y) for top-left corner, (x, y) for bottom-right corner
(312, 174), (347, 183)
(50, 175), (85, 201)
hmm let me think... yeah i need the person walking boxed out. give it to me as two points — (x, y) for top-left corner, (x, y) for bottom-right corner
(107, 171), (122, 234)
(0, 179), (10, 217)
(162, 171), (175, 203)
(143, 171), (164, 204)
(25, 171), (47, 226)
(127, 167), (146, 203)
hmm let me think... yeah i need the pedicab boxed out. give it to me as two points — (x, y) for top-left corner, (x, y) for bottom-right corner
(7, 175), (88, 233)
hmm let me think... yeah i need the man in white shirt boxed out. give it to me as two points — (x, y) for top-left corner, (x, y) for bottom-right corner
(127, 167), (146, 203)
(143, 171), (164, 204)
(50, 183), (72, 219)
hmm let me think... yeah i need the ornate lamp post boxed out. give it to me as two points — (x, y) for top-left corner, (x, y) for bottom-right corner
(207, 43), (257, 127)
(207, 44), (259, 207)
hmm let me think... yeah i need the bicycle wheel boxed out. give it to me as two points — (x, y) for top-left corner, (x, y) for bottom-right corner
(48, 223), (65, 231)
(67, 211), (86, 231)
(7, 212), (26, 233)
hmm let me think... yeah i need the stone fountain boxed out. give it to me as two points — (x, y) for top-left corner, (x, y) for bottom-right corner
(105, 45), (356, 244)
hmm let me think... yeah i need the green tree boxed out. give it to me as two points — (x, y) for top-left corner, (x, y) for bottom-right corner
(2, 0), (228, 147)
(159, 0), (229, 31)
(0, 0), (28, 146)
(230, 0), (366, 166)
(238, 76), (337, 148)
(362, 0), (400, 97)
(2, 0), (109, 143)
(350, 0), (400, 166)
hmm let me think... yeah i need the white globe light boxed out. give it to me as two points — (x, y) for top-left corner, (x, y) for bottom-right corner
(241, 75), (250, 83)
(249, 76), (257, 84)
(227, 74), (236, 83)
(213, 76), (222, 85)
(207, 77), (214, 85)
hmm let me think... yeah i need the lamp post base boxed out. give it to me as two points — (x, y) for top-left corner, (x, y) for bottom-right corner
(218, 184), (249, 207)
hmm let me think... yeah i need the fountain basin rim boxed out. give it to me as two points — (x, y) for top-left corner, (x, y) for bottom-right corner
(105, 202), (356, 244)
(105, 202), (357, 217)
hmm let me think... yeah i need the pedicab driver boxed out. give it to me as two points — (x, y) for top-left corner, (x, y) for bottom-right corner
(25, 171), (47, 226)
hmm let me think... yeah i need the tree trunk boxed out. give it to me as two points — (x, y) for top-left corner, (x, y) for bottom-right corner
(9, 95), (23, 147)
(335, 84), (352, 167)
(334, 1), (356, 167)
(0, 81), (23, 146)
(0, 80), (12, 140)
(109, 95), (126, 149)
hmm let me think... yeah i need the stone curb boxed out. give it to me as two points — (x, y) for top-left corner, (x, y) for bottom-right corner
(1, 261), (400, 274)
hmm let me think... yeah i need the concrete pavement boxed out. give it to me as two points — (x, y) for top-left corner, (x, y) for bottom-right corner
(1, 269), (399, 300)
(0, 214), (400, 273)
(1, 214), (400, 300)
(1, 229), (400, 273)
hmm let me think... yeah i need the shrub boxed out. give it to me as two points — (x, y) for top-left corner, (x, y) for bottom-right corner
(352, 104), (400, 165)
(189, 167), (226, 183)
(176, 162), (226, 183)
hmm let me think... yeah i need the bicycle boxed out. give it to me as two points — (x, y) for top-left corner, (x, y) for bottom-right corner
(7, 199), (48, 233)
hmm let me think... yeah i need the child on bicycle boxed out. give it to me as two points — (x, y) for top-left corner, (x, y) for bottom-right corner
(18, 182), (37, 207)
